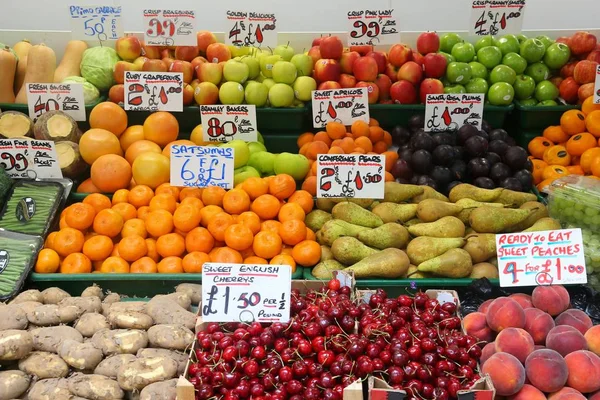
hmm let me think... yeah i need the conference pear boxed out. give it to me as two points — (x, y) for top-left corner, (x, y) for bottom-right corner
(316, 198), (336, 212)
(469, 262), (499, 279)
(319, 219), (371, 246)
(449, 183), (503, 203)
(416, 199), (463, 222)
(312, 259), (345, 279)
(468, 207), (534, 233)
(417, 248), (473, 278)
(332, 202), (383, 228)
(345, 248), (410, 279)
(384, 182), (424, 203)
(305, 210), (332, 232)
(371, 202), (418, 223)
(462, 233), (496, 263)
(407, 216), (465, 238)
(411, 186), (450, 203)
(406, 236), (466, 265)
(508, 201), (549, 232)
(495, 189), (538, 207)
(523, 217), (562, 232)
(331, 237), (379, 265)
(357, 223), (410, 249)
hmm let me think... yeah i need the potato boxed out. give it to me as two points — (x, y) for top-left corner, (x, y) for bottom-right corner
(0, 370), (30, 400)
(26, 304), (80, 326)
(108, 311), (154, 330)
(68, 373), (124, 400)
(9, 289), (43, 304)
(139, 378), (177, 400)
(92, 329), (148, 355)
(28, 378), (72, 400)
(40, 287), (70, 304)
(102, 292), (121, 304)
(31, 326), (83, 353)
(137, 349), (188, 375)
(103, 301), (146, 317)
(175, 283), (201, 304)
(19, 351), (69, 378)
(12, 300), (43, 315)
(74, 313), (110, 337)
(58, 296), (102, 314)
(146, 297), (196, 330)
(0, 330), (32, 361)
(0, 304), (28, 330)
(117, 356), (177, 391)
(81, 285), (104, 300)
(147, 324), (194, 351)
(154, 292), (191, 310)
(59, 339), (103, 370)
(93, 354), (136, 378)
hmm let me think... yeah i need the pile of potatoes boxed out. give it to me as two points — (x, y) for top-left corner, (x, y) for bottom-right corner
(0, 283), (201, 400)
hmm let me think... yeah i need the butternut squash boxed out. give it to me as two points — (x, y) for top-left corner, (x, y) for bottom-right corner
(54, 40), (88, 82)
(13, 39), (32, 94)
(0, 47), (18, 103)
(15, 44), (56, 104)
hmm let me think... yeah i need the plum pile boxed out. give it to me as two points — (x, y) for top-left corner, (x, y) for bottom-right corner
(390, 115), (534, 194)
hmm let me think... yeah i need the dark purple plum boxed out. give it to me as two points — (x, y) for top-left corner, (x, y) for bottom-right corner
(481, 120), (491, 133)
(503, 146), (529, 170)
(432, 145), (456, 166)
(506, 136), (516, 146)
(477, 130), (489, 141)
(431, 166), (454, 187)
(457, 124), (479, 145)
(467, 158), (491, 178)
(391, 126), (411, 146)
(432, 132), (454, 147)
(410, 132), (436, 152)
(465, 136), (489, 157)
(485, 152), (502, 166)
(453, 146), (465, 160)
(416, 175), (438, 190)
(447, 181), (462, 193)
(410, 174), (422, 184)
(450, 160), (467, 180)
(489, 163), (512, 184)
(488, 140), (509, 156)
(513, 169), (533, 191)
(489, 129), (509, 142)
(524, 158), (533, 172)
(411, 150), (433, 174)
(391, 159), (413, 180)
(501, 177), (523, 192)
(395, 178), (411, 184)
(408, 115), (425, 133)
(473, 177), (495, 189)
(398, 148), (413, 164)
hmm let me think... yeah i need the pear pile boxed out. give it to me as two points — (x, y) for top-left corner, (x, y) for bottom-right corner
(307, 182), (561, 280)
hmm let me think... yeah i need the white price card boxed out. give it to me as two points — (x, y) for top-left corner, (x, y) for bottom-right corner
(316, 154), (385, 199)
(143, 9), (196, 46)
(224, 11), (277, 48)
(26, 83), (86, 121)
(469, 0), (525, 36)
(124, 72), (183, 112)
(0, 139), (62, 179)
(201, 263), (291, 323)
(69, 5), (123, 41)
(311, 87), (369, 128)
(594, 65), (600, 104)
(169, 145), (234, 189)
(425, 93), (484, 133)
(346, 9), (400, 46)
(200, 105), (257, 143)
(497, 229), (587, 287)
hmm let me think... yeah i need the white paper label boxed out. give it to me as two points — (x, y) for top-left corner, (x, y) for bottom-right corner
(200, 105), (257, 143)
(346, 9), (400, 46)
(69, 5), (123, 41)
(425, 93), (484, 132)
(169, 145), (234, 189)
(224, 10), (277, 48)
(124, 71), (183, 112)
(316, 154), (385, 199)
(143, 9), (196, 46)
(594, 65), (600, 104)
(0, 139), (62, 179)
(469, 0), (526, 36)
(311, 88), (369, 128)
(26, 83), (86, 122)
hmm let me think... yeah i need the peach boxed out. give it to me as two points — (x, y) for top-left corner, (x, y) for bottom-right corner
(585, 325), (600, 356)
(478, 299), (494, 313)
(463, 312), (493, 342)
(496, 328), (535, 363)
(507, 383), (546, 400)
(534, 345), (545, 350)
(565, 350), (600, 393)
(509, 293), (533, 309)
(555, 309), (592, 335)
(547, 325), (587, 357)
(531, 286), (570, 317)
(590, 390), (600, 400)
(481, 352), (526, 396)
(486, 297), (526, 332)
(480, 342), (496, 367)
(525, 349), (568, 393)
(549, 387), (586, 400)
(524, 308), (555, 345)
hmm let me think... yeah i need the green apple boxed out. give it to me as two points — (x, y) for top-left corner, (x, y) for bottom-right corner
(494, 35), (520, 55)
(219, 81), (245, 104)
(272, 61), (297, 85)
(262, 78), (276, 90)
(451, 42), (475, 62)
(234, 165), (261, 186)
(268, 83), (295, 107)
(241, 56), (260, 79)
(439, 52), (456, 64)
(446, 62), (472, 84)
(536, 35), (554, 50)
(469, 61), (488, 79)
(466, 78), (488, 94)
(291, 53), (314, 77)
(543, 43), (571, 69)
(444, 84), (466, 94)
(293, 76), (317, 102)
(248, 141), (267, 156)
(490, 65), (516, 85)
(539, 99), (559, 106)
(230, 46), (253, 58)
(513, 74), (536, 99)
(502, 52), (527, 74)
(273, 44), (295, 61)
(248, 151), (276, 175)
(245, 81), (269, 107)
(520, 98), (538, 106)
(222, 139), (250, 168)
(517, 34), (528, 44)
(474, 36), (494, 52)
(535, 80), (559, 102)
(293, 99), (304, 107)
(439, 33), (464, 53)
(256, 130), (264, 144)
(476, 46), (502, 69)
(487, 82), (514, 105)
(525, 62), (550, 83)
(260, 54), (283, 78)
(223, 59), (250, 83)
(520, 38), (546, 63)
(273, 152), (310, 180)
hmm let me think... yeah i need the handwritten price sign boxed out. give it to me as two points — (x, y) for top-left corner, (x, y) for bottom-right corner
(311, 87), (369, 128)
(346, 9), (400, 46)
(0, 139), (62, 179)
(200, 105), (257, 143)
(316, 154), (385, 199)
(143, 9), (196, 46)
(169, 145), (234, 189)
(124, 72), (183, 112)
(225, 11), (277, 48)
(425, 94), (484, 133)
(201, 263), (291, 323)
(497, 229), (587, 287)
(594, 65), (600, 104)
(26, 83), (85, 121)
(470, 0), (525, 36)
(69, 5), (122, 41)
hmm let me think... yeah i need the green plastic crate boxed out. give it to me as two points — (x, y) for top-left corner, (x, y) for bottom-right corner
(514, 100), (579, 131)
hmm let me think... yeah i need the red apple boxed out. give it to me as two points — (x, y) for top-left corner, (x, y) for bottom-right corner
(578, 82), (595, 101)
(339, 74), (357, 88)
(573, 60), (598, 84)
(108, 84), (124, 104)
(353, 56), (378, 82)
(320, 36), (344, 60)
(390, 80), (417, 104)
(556, 36), (570, 46)
(570, 31), (597, 55)
(561, 61), (577, 78)
(312, 37), (324, 47)
(587, 50), (600, 63)
(559, 77), (581, 104)
(175, 46), (199, 61)
(356, 81), (379, 104)
(375, 74), (392, 101)
(412, 52), (425, 67)
(314, 59), (341, 83)
(397, 61), (423, 85)
(423, 53), (447, 78)
(366, 51), (387, 74)
(318, 81), (342, 90)
(194, 81), (219, 105)
(141, 44), (161, 59)
(385, 64), (399, 82)
(419, 78), (444, 103)
(190, 79), (200, 89)
(116, 36), (142, 61)
(113, 61), (138, 84)
(416, 31), (440, 54)
(161, 48), (174, 59)
(182, 83), (194, 105)
(143, 58), (168, 72)
(191, 56), (208, 75)
(549, 76), (564, 88)
(197, 31), (217, 54)
(169, 60), (194, 83)
(162, 57), (175, 69)
(340, 51), (360, 74)
(388, 44), (412, 67)
(308, 46), (322, 65)
(349, 45), (373, 56)
(133, 56), (148, 71)
(206, 43), (231, 63)
(198, 62), (223, 85)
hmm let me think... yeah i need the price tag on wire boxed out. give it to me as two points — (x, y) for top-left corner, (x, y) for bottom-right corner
(201, 263), (291, 323)
(0, 139), (62, 179)
(311, 87), (369, 128)
(593, 65), (600, 104)
(124, 72), (183, 112)
(143, 9), (196, 46)
(224, 10), (277, 48)
(169, 145), (234, 189)
(346, 9), (400, 46)
(69, 5), (123, 41)
(200, 105), (257, 143)
(26, 83), (85, 121)
(424, 93), (484, 133)
(469, 0), (525, 36)
(497, 229), (587, 287)
(316, 154), (385, 199)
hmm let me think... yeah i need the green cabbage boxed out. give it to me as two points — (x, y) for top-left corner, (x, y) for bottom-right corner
(80, 47), (120, 91)
(62, 76), (100, 105)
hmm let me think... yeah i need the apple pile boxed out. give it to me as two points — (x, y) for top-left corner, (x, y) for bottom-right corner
(555, 31), (599, 104)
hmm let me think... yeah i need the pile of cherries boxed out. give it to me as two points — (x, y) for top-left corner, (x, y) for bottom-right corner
(188, 280), (484, 400)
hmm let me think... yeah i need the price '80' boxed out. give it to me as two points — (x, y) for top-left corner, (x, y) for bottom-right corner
(206, 117), (238, 139)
